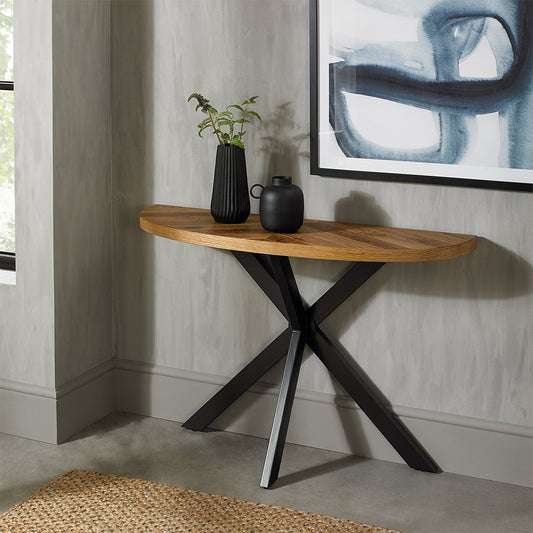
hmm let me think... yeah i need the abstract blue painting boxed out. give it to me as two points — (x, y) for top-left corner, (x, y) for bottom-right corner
(311, 0), (533, 190)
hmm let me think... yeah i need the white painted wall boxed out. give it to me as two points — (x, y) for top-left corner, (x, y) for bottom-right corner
(112, 0), (532, 428)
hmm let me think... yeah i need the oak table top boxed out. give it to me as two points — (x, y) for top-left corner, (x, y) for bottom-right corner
(140, 204), (477, 263)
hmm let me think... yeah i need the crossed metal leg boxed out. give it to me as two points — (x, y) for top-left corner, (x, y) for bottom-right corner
(183, 252), (440, 487)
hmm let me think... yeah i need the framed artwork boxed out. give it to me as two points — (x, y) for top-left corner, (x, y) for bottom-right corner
(310, 0), (533, 191)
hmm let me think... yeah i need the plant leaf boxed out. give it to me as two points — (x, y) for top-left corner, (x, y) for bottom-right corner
(228, 104), (244, 113)
(234, 118), (250, 124)
(231, 138), (245, 149)
(247, 111), (262, 122)
(197, 118), (211, 129)
(188, 93), (201, 102)
(242, 96), (259, 105)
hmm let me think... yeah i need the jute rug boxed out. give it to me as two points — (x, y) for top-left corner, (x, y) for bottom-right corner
(0, 470), (401, 533)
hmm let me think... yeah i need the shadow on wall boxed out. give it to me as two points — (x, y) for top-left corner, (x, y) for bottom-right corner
(333, 191), (532, 300)
(335, 191), (392, 227)
(389, 237), (532, 300)
(259, 102), (309, 186)
(320, 191), (532, 460)
(112, 0), (156, 413)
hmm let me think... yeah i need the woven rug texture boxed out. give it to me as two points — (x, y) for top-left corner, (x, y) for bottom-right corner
(0, 470), (401, 532)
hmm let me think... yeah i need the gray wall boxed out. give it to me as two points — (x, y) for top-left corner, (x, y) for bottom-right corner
(112, 0), (532, 428)
(52, 0), (112, 386)
(0, 0), (55, 387)
(0, 0), (112, 390)
(0, 0), (530, 448)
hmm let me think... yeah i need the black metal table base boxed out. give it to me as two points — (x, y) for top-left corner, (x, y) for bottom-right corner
(183, 252), (440, 488)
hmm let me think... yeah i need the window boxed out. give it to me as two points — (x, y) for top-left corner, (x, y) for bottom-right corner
(0, 0), (14, 271)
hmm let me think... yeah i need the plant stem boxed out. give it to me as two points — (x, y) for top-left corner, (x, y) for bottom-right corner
(239, 103), (249, 138)
(209, 109), (223, 144)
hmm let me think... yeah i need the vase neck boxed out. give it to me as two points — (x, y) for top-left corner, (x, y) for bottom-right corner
(272, 176), (292, 186)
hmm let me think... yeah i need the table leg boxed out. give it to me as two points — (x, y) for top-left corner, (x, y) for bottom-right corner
(231, 252), (288, 319)
(261, 329), (306, 488)
(307, 326), (440, 473)
(257, 256), (308, 488)
(182, 251), (440, 487)
(308, 262), (384, 325)
(182, 327), (292, 431)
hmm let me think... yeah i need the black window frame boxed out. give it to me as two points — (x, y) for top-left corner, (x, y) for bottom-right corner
(0, 250), (14, 270)
(0, 79), (14, 271)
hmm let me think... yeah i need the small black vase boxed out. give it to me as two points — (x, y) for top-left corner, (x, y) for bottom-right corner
(250, 176), (304, 233)
(210, 144), (250, 224)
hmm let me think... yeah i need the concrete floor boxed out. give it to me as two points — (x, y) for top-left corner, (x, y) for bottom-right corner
(1, 413), (531, 533)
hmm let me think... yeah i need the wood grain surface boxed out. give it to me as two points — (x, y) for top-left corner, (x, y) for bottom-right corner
(140, 205), (477, 263)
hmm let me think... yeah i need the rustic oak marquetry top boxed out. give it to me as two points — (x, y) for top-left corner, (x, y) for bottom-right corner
(140, 205), (477, 263)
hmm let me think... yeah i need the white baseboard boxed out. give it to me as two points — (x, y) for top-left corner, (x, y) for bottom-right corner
(0, 360), (115, 444)
(114, 359), (533, 488)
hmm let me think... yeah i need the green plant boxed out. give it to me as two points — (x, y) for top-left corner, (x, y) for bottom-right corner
(188, 93), (262, 149)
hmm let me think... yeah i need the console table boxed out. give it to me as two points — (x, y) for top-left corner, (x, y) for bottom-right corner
(140, 204), (477, 488)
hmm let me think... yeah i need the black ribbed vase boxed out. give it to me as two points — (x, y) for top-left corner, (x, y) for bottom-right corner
(210, 144), (251, 224)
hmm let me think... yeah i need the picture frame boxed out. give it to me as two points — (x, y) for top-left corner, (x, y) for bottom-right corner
(310, 0), (533, 192)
